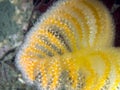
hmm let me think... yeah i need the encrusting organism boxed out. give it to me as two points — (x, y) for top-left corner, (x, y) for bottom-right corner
(15, 0), (120, 90)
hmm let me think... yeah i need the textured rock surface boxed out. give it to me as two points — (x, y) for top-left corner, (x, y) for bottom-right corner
(0, 0), (36, 89)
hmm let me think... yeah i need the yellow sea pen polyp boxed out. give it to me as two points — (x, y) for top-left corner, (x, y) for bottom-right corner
(15, 0), (120, 90)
